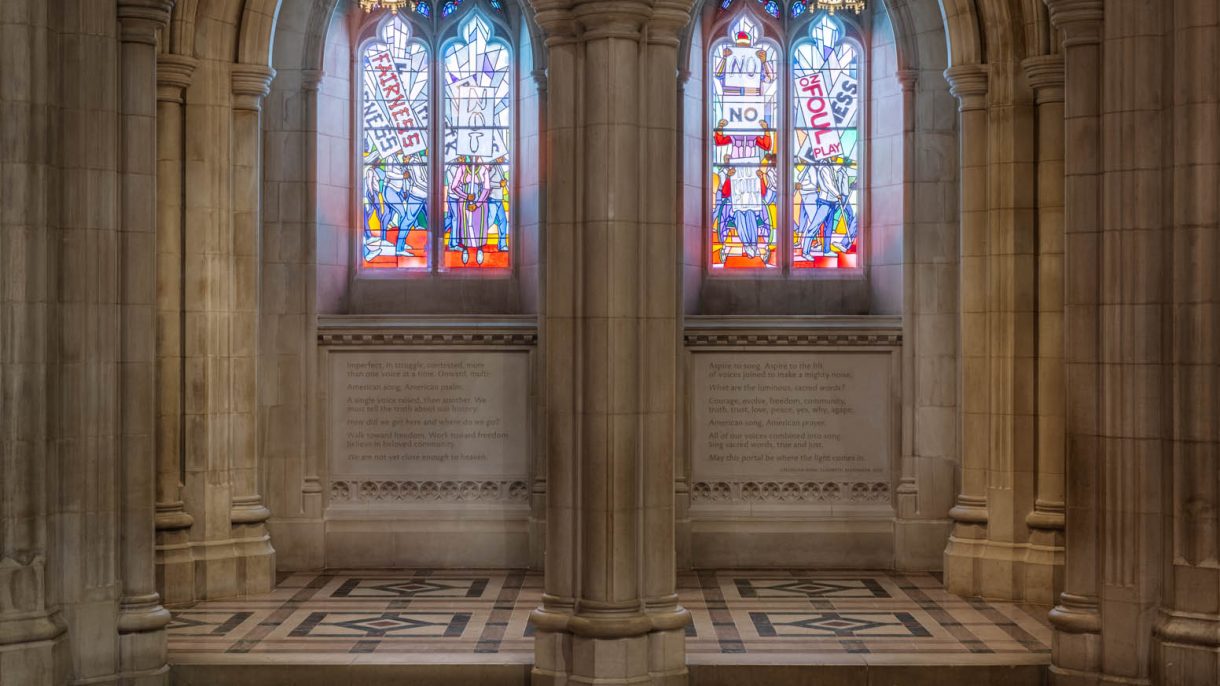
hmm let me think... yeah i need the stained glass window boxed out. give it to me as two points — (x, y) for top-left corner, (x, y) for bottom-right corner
(792, 15), (859, 268)
(707, 8), (865, 274)
(709, 17), (780, 269)
(360, 15), (431, 269)
(358, 6), (513, 273)
(441, 14), (511, 269)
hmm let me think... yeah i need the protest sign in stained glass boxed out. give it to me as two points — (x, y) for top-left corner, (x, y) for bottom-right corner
(791, 14), (860, 269)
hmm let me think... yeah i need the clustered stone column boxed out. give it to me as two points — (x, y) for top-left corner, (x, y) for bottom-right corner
(942, 39), (1068, 606)
(1021, 53), (1066, 606)
(154, 52), (198, 607)
(169, 49), (277, 603)
(895, 67), (920, 525)
(0, 0), (66, 678)
(942, 63), (991, 593)
(1154, 0), (1220, 681)
(1046, 1), (1105, 682)
(229, 63), (277, 595)
(116, 0), (174, 682)
(529, 0), (693, 683)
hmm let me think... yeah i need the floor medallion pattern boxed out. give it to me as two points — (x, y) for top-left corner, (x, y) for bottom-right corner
(167, 570), (1051, 664)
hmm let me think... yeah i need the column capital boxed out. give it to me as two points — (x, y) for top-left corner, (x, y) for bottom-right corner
(231, 63), (276, 111)
(117, 0), (173, 45)
(896, 68), (919, 93)
(572, 1), (651, 40)
(528, 0), (695, 45)
(944, 63), (989, 111)
(647, 0), (696, 46)
(301, 68), (324, 93)
(1045, 0), (1103, 46)
(1022, 55), (1065, 104)
(156, 53), (197, 103)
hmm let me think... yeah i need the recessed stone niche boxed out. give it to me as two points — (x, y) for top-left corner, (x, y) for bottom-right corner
(319, 317), (538, 568)
(683, 317), (902, 568)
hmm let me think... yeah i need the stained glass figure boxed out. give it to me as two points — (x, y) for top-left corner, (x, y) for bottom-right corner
(791, 15), (860, 269)
(441, 14), (512, 269)
(360, 15), (431, 269)
(709, 17), (780, 269)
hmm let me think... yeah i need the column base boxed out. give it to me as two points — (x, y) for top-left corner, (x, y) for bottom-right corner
(232, 523), (276, 596)
(0, 620), (67, 686)
(1050, 595), (1102, 686)
(1154, 610), (1220, 686)
(1021, 528), (1065, 605)
(190, 533), (275, 600)
(533, 627), (688, 686)
(118, 594), (170, 686)
(942, 520), (987, 596)
(155, 511), (196, 607)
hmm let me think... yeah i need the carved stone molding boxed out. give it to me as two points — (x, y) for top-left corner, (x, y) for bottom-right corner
(330, 479), (531, 504)
(320, 331), (538, 347)
(690, 480), (890, 505)
(686, 332), (901, 347)
(318, 316), (539, 347)
(684, 316), (902, 348)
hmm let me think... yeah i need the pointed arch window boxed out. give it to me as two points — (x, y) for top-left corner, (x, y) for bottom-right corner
(708, 5), (864, 272)
(358, 6), (514, 272)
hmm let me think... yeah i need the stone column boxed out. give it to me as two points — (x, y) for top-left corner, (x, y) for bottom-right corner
(529, 1), (692, 683)
(300, 68), (325, 524)
(116, 1), (174, 683)
(0, 0), (66, 680)
(1045, 1), (1104, 682)
(154, 52), (197, 607)
(229, 63), (277, 595)
(180, 55), (239, 600)
(1021, 54), (1066, 606)
(1154, 1), (1220, 681)
(942, 64), (990, 595)
(896, 68), (919, 521)
(1093, 0), (1166, 682)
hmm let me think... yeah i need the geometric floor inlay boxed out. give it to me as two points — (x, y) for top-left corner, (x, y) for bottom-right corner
(751, 611), (931, 638)
(167, 570), (1052, 662)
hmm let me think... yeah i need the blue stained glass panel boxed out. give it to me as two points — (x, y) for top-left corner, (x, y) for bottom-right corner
(762, 0), (781, 17)
(441, 0), (459, 17)
(416, 1), (431, 16)
(790, 1), (807, 18)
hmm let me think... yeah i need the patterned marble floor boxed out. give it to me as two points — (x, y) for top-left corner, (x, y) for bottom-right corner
(167, 570), (1051, 666)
